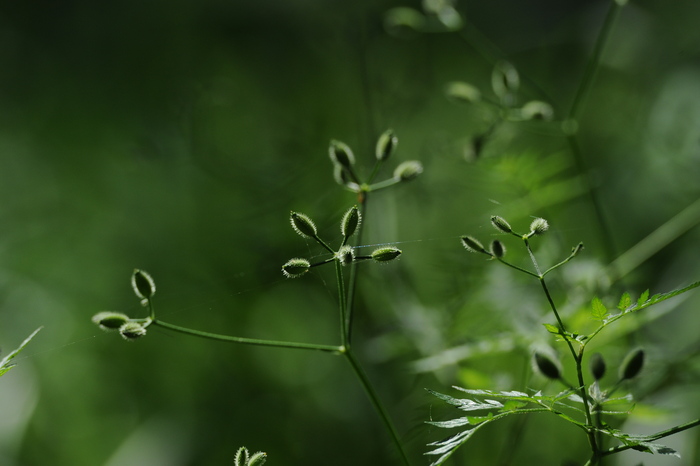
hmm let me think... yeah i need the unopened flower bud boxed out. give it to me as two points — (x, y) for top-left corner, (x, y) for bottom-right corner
(589, 353), (606, 381)
(490, 240), (506, 258)
(92, 311), (130, 331)
(249, 452), (267, 466)
(329, 140), (355, 170)
(371, 247), (402, 262)
(492, 61), (520, 104)
(341, 206), (361, 238)
(393, 160), (423, 182)
(490, 215), (512, 234)
(290, 212), (318, 238)
(619, 348), (644, 381)
(234, 447), (249, 466)
(376, 129), (398, 162)
(572, 242), (584, 257)
(534, 352), (561, 380)
(336, 245), (355, 266)
(282, 258), (311, 278)
(132, 269), (156, 300)
(461, 236), (486, 253)
(119, 322), (147, 340)
(529, 218), (549, 236)
(445, 81), (481, 104)
(520, 101), (554, 121)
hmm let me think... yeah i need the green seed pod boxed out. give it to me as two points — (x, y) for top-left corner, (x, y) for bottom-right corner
(376, 129), (398, 162)
(490, 240), (506, 258)
(461, 235), (486, 253)
(92, 311), (130, 331)
(492, 61), (520, 104)
(490, 215), (512, 234)
(534, 352), (561, 380)
(248, 452), (267, 466)
(445, 81), (481, 104)
(393, 160), (423, 182)
(336, 245), (355, 266)
(529, 217), (549, 236)
(333, 164), (350, 186)
(132, 269), (156, 300)
(290, 212), (318, 238)
(384, 7), (425, 38)
(371, 246), (402, 262)
(234, 447), (249, 466)
(572, 242), (584, 257)
(341, 205), (361, 238)
(281, 258), (311, 278)
(619, 348), (645, 381)
(520, 101), (554, 121)
(119, 322), (147, 341)
(329, 140), (355, 170)
(589, 352), (607, 381)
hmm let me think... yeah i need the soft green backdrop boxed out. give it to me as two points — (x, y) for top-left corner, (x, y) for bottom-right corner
(1, 0), (700, 464)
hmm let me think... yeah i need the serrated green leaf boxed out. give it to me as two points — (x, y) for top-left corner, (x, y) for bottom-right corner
(637, 289), (650, 306)
(0, 327), (42, 378)
(543, 323), (560, 334)
(591, 297), (608, 321)
(618, 292), (632, 310)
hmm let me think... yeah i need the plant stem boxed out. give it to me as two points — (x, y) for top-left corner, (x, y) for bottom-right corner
(345, 349), (411, 466)
(151, 319), (342, 353)
(600, 418), (700, 457)
(335, 259), (349, 348)
(345, 195), (368, 347)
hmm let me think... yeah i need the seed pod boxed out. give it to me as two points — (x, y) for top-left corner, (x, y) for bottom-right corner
(619, 348), (645, 381)
(445, 81), (481, 104)
(248, 452), (267, 466)
(92, 311), (130, 331)
(329, 140), (355, 170)
(371, 247), (402, 262)
(119, 322), (147, 341)
(393, 160), (423, 182)
(132, 269), (156, 300)
(492, 61), (520, 104)
(376, 129), (398, 162)
(290, 212), (318, 238)
(281, 258), (311, 278)
(461, 235), (486, 254)
(520, 101), (554, 121)
(341, 205), (361, 238)
(589, 353), (606, 381)
(336, 245), (355, 266)
(490, 215), (512, 234)
(490, 240), (506, 258)
(529, 218), (549, 235)
(534, 352), (561, 380)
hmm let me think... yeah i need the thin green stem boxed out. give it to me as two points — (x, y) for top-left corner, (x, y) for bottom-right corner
(345, 196), (368, 347)
(151, 319), (342, 353)
(496, 257), (540, 278)
(345, 350), (410, 466)
(366, 177), (400, 192)
(335, 259), (349, 349)
(601, 418), (700, 457)
(313, 235), (336, 255)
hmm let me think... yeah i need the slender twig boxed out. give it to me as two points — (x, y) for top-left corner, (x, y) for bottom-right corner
(600, 418), (700, 457)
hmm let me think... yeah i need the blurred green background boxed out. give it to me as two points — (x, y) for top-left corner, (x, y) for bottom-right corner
(1, 0), (700, 464)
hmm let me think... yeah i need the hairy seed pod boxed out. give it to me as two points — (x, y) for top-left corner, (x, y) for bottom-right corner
(290, 212), (318, 238)
(281, 258), (311, 278)
(490, 240), (506, 258)
(341, 205), (361, 238)
(393, 160), (423, 181)
(619, 348), (645, 381)
(529, 217), (549, 235)
(92, 311), (130, 331)
(248, 452), (267, 466)
(376, 129), (398, 161)
(119, 322), (147, 341)
(234, 447), (249, 466)
(492, 60), (520, 103)
(461, 235), (486, 253)
(445, 81), (481, 104)
(329, 140), (355, 170)
(132, 269), (156, 300)
(520, 101), (554, 121)
(534, 352), (561, 380)
(371, 247), (402, 262)
(336, 245), (355, 266)
(490, 215), (512, 234)
(589, 353), (607, 381)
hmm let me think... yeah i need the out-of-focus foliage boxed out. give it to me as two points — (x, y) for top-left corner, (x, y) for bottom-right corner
(1, 0), (700, 465)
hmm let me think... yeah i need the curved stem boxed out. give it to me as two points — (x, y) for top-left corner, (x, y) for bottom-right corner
(345, 350), (411, 466)
(335, 259), (349, 349)
(151, 319), (342, 353)
(600, 419), (700, 457)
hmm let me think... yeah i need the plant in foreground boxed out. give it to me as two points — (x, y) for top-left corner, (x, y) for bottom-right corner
(234, 446), (266, 466)
(94, 131), (421, 465)
(0, 327), (41, 378)
(426, 215), (700, 465)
